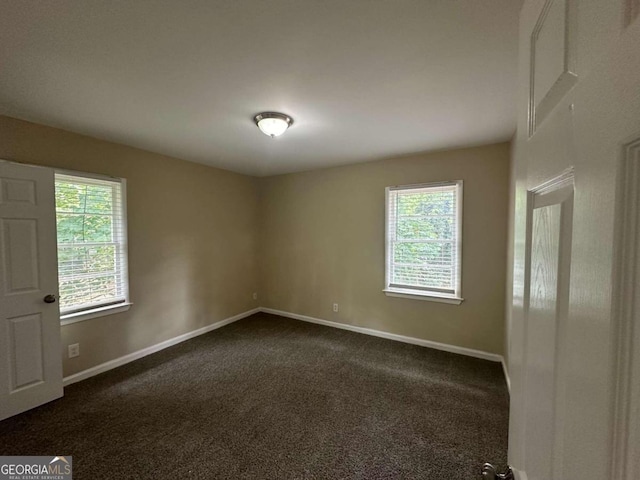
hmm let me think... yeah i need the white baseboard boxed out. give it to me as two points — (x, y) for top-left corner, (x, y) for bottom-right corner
(63, 308), (260, 387)
(502, 358), (511, 394)
(260, 307), (504, 363)
(514, 469), (528, 480)
(64, 306), (510, 393)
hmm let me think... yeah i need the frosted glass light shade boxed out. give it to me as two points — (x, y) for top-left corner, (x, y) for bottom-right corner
(257, 117), (288, 137)
(254, 112), (293, 137)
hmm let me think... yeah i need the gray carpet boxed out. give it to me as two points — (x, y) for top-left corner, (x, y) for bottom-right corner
(0, 313), (509, 479)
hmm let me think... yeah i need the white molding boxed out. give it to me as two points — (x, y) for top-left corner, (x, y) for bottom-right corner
(383, 289), (463, 305)
(502, 358), (511, 394)
(61, 302), (133, 325)
(63, 306), (512, 394)
(529, 166), (575, 196)
(260, 307), (504, 363)
(63, 308), (259, 387)
(610, 137), (640, 480)
(528, 0), (578, 136)
(514, 469), (529, 480)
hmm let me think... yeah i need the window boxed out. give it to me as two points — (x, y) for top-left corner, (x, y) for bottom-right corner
(54, 172), (130, 322)
(384, 181), (463, 304)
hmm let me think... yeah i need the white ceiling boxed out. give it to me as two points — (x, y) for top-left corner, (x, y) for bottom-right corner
(0, 1), (522, 176)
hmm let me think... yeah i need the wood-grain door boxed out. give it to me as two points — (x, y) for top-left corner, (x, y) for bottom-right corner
(521, 174), (573, 480)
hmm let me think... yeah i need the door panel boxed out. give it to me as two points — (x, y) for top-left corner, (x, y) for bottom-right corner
(0, 178), (37, 204)
(9, 313), (44, 390)
(2, 219), (40, 293)
(522, 180), (573, 480)
(0, 161), (62, 421)
(525, 204), (560, 480)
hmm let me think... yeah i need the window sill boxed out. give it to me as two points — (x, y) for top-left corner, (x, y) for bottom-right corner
(60, 303), (133, 326)
(383, 289), (463, 305)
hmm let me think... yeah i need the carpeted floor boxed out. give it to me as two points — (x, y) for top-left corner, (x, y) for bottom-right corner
(0, 313), (509, 479)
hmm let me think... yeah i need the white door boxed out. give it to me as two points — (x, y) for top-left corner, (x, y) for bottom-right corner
(508, 1), (640, 480)
(0, 160), (62, 421)
(520, 174), (574, 480)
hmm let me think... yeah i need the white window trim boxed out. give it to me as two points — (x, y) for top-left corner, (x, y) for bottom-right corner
(384, 180), (464, 305)
(55, 168), (132, 323)
(61, 302), (133, 325)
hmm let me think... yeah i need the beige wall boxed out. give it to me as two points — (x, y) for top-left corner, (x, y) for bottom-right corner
(0, 114), (509, 379)
(259, 143), (510, 355)
(0, 116), (260, 376)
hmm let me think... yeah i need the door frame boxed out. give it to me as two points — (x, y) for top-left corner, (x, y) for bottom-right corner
(610, 136), (640, 480)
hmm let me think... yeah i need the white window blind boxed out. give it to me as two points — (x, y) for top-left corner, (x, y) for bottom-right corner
(385, 181), (462, 299)
(54, 173), (129, 315)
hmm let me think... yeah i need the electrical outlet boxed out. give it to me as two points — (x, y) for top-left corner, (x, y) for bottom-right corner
(68, 343), (80, 358)
(253, 292), (258, 300)
(333, 303), (339, 312)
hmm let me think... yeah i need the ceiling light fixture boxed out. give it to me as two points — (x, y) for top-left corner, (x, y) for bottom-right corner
(254, 112), (293, 138)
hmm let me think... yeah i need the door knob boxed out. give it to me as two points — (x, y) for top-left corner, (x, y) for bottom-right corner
(482, 464), (514, 480)
(43, 294), (57, 304)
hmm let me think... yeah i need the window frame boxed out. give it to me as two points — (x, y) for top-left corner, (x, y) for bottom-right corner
(54, 169), (132, 325)
(384, 180), (464, 305)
